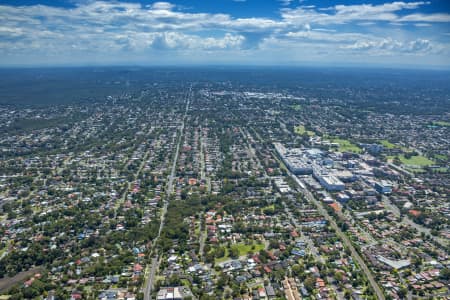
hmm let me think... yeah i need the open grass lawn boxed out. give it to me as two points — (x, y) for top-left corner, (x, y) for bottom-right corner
(263, 204), (275, 211)
(194, 222), (201, 236)
(379, 140), (412, 152)
(434, 154), (448, 161)
(215, 242), (265, 263)
(379, 139), (396, 149)
(433, 121), (450, 127)
(294, 125), (314, 136)
(399, 155), (435, 167)
(434, 167), (449, 173)
(181, 279), (190, 287)
(329, 137), (362, 153)
(233, 242), (265, 256)
(405, 167), (426, 174)
(215, 252), (230, 264)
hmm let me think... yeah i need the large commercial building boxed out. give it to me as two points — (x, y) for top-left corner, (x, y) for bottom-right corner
(274, 143), (315, 175)
(315, 174), (345, 191)
(275, 143), (347, 191)
(374, 180), (393, 194)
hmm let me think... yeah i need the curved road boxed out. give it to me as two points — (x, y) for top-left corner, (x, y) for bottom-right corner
(381, 195), (448, 247)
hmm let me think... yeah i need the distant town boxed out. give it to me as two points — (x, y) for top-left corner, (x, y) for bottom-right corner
(0, 68), (449, 300)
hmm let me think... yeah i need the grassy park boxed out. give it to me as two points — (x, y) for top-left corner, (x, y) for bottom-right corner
(329, 137), (362, 153)
(379, 139), (396, 149)
(294, 125), (314, 136)
(215, 242), (265, 263)
(433, 121), (450, 127)
(399, 155), (435, 167)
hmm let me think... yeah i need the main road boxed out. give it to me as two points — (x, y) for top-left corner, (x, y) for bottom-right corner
(143, 87), (191, 300)
(300, 185), (385, 300)
(240, 127), (385, 299)
(272, 149), (386, 300)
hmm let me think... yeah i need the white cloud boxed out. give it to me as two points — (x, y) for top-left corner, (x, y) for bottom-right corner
(148, 32), (245, 50)
(0, 1), (448, 66)
(278, 0), (295, 6)
(151, 2), (175, 10)
(414, 23), (432, 27)
(286, 30), (370, 43)
(399, 13), (450, 22)
(341, 38), (432, 54)
(334, 1), (428, 14)
(407, 39), (432, 52)
(281, 1), (443, 25)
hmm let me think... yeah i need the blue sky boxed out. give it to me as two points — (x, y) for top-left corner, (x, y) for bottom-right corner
(0, 0), (449, 68)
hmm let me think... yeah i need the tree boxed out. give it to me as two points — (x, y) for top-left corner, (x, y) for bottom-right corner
(304, 275), (316, 292)
(292, 264), (304, 276)
(397, 286), (408, 298)
(229, 247), (239, 259)
(215, 247), (226, 258)
(440, 268), (450, 280)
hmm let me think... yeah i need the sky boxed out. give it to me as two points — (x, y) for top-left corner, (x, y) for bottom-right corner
(0, 0), (449, 68)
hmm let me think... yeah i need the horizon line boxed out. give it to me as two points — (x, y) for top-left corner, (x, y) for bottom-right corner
(1, 63), (450, 72)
